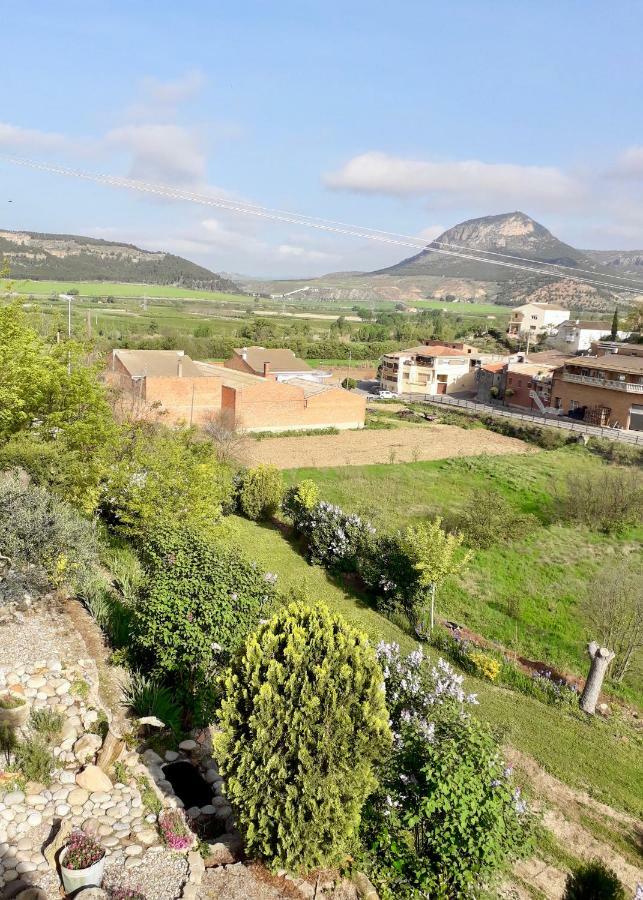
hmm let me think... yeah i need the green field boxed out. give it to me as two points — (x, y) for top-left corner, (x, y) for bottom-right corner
(229, 514), (643, 816)
(10, 279), (243, 303)
(412, 298), (511, 317)
(282, 449), (643, 699)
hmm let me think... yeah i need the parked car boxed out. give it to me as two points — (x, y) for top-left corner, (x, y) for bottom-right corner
(377, 390), (396, 399)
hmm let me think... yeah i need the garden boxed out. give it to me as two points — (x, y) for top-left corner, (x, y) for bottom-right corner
(0, 301), (641, 898)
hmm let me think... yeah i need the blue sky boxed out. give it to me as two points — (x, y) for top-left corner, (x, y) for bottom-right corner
(2, 1), (643, 277)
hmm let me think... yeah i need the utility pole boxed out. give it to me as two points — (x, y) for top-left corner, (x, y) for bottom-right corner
(59, 294), (73, 374)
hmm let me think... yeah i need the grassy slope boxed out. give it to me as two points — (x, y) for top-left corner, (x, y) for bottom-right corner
(12, 278), (242, 302)
(412, 298), (511, 316)
(282, 449), (643, 690)
(229, 515), (643, 816)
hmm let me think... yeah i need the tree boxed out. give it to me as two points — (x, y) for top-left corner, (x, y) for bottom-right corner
(238, 465), (284, 521)
(203, 409), (247, 463)
(624, 302), (643, 334)
(611, 307), (619, 340)
(563, 860), (626, 900)
(580, 642), (615, 714)
(133, 524), (278, 724)
(216, 603), (391, 872)
(583, 560), (642, 683)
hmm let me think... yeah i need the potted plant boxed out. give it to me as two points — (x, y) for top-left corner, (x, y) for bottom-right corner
(0, 692), (29, 728)
(59, 830), (106, 894)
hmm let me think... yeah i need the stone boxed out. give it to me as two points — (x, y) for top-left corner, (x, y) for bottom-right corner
(179, 739), (197, 751)
(54, 680), (71, 696)
(136, 828), (157, 846)
(76, 765), (113, 793)
(26, 812), (42, 827)
(203, 833), (244, 867)
(59, 770), (76, 784)
(4, 790), (25, 806)
(204, 770), (218, 784)
(200, 804), (216, 815)
(44, 819), (73, 870)
(14, 890), (48, 900)
(164, 750), (179, 761)
(138, 715), (166, 729)
(81, 818), (101, 836)
(186, 806), (201, 819)
(89, 791), (111, 804)
(73, 733), (103, 761)
(54, 802), (71, 816)
(74, 891), (109, 899)
(26, 676), (47, 689)
(142, 749), (164, 766)
(124, 844), (143, 857)
(181, 887), (199, 900)
(68, 787), (90, 806)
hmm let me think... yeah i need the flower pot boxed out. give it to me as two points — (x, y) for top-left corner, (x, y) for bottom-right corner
(0, 693), (29, 728)
(59, 846), (106, 894)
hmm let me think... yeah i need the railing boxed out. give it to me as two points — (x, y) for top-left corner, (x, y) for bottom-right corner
(561, 372), (643, 393)
(398, 393), (643, 445)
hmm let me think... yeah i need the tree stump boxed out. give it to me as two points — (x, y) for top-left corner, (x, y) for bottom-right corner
(580, 641), (615, 714)
(96, 727), (125, 772)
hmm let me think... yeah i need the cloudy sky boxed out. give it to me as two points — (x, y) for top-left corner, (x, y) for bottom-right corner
(1, 1), (643, 278)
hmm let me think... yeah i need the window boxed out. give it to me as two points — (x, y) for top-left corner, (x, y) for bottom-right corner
(570, 400), (579, 410)
(554, 397), (561, 409)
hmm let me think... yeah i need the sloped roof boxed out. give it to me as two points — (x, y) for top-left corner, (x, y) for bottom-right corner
(560, 321), (612, 331)
(481, 362), (506, 373)
(508, 363), (556, 377)
(564, 355), (643, 374)
(231, 346), (314, 373)
(112, 349), (203, 378)
(384, 345), (469, 359)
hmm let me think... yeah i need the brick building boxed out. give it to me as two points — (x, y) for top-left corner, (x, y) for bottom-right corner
(380, 342), (510, 396)
(107, 349), (364, 431)
(550, 354), (643, 430)
(225, 347), (330, 383)
(504, 363), (556, 411)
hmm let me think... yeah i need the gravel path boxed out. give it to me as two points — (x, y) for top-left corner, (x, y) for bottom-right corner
(243, 424), (533, 469)
(0, 600), (88, 671)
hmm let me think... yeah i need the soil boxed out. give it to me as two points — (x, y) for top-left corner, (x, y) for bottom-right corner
(242, 424), (533, 469)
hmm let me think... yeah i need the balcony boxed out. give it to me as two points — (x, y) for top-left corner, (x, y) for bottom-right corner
(562, 372), (643, 393)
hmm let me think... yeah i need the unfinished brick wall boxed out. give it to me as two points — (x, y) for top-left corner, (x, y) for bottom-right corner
(143, 375), (222, 425)
(225, 382), (366, 431)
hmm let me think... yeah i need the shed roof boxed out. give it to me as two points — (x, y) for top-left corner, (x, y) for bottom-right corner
(563, 355), (643, 374)
(112, 349), (203, 378)
(231, 346), (317, 374)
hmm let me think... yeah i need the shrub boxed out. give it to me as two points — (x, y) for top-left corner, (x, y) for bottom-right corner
(0, 693), (25, 709)
(216, 602), (391, 873)
(14, 736), (55, 785)
(453, 487), (537, 549)
(563, 859), (626, 900)
(159, 810), (193, 850)
(123, 672), (182, 735)
(63, 830), (105, 870)
(364, 644), (531, 899)
(238, 465), (284, 521)
(29, 709), (65, 743)
(556, 468), (643, 534)
(0, 722), (16, 764)
(299, 501), (376, 572)
(132, 525), (277, 724)
(468, 649), (501, 682)
(281, 480), (320, 528)
(0, 470), (100, 593)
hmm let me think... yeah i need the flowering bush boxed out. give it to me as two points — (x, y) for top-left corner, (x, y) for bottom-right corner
(159, 809), (193, 850)
(63, 830), (105, 870)
(363, 644), (532, 899)
(299, 501), (376, 572)
(469, 650), (501, 682)
(281, 480), (319, 528)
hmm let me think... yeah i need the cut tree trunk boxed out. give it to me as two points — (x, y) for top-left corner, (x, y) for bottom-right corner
(580, 641), (615, 714)
(96, 727), (125, 772)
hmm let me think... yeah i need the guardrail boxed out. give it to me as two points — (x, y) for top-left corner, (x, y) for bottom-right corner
(400, 393), (643, 446)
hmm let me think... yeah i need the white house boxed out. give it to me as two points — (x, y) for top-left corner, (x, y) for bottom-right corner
(553, 319), (630, 353)
(507, 303), (570, 337)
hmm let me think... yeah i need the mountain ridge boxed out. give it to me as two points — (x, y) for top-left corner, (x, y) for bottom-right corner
(0, 228), (240, 293)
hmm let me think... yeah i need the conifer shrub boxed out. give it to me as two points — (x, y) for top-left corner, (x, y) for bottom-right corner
(238, 464), (284, 521)
(132, 525), (277, 724)
(216, 602), (391, 873)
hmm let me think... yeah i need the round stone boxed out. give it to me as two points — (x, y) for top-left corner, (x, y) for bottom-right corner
(186, 806), (200, 819)
(68, 788), (89, 806)
(179, 739), (197, 751)
(124, 844), (143, 857)
(55, 803), (71, 816)
(200, 804), (216, 815)
(26, 812), (42, 827)
(54, 680), (71, 696)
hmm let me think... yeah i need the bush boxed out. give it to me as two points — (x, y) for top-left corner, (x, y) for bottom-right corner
(29, 709), (65, 743)
(563, 859), (626, 899)
(364, 644), (531, 899)
(216, 603), (391, 873)
(0, 470), (100, 593)
(14, 736), (55, 785)
(123, 672), (182, 734)
(281, 480), (320, 528)
(132, 525), (278, 724)
(468, 649), (501, 682)
(556, 468), (643, 534)
(453, 487), (537, 549)
(299, 501), (376, 572)
(238, 465), (284, 521)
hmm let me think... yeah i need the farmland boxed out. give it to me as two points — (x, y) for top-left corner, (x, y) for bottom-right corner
(10, 278), (243, 302)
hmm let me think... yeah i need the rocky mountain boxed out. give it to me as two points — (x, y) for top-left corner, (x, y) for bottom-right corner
(0, 229), (240, 293)
(584, 249), (643, 277)
(376, 212), (596, 281)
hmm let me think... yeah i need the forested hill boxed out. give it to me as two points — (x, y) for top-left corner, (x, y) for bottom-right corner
(0, 228), (240, 292)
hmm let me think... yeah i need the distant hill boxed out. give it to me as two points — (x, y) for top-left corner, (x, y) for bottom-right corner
(584, 248), (643, 277)
(375, 212), (597, 281)
(0, 229), (240, 293)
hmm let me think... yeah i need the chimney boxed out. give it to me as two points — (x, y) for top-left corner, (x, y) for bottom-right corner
(263, 362), (271, 378)
(241, 348), (248, 361)
(177, 356), (183, 378)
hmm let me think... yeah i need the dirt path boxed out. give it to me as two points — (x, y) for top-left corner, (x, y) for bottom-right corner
(508, 748), (643, 896)
(242, 424), (534, 469)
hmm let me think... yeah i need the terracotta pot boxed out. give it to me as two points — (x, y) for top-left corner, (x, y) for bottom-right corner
(0, 693), (29, 728)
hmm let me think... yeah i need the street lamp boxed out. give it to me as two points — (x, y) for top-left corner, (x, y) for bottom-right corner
(59, 294), (73, 374)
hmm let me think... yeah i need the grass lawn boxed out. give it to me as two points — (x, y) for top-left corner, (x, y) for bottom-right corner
(412, 298), (512, 317)
(229, 515), (643, 817)
(11, 279), (243, 302)
(283, 448), (643, 699)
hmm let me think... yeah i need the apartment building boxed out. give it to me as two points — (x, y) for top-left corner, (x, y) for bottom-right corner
(550, 354), (643, 430)
(507, 303), (570, 337)
(380, 342), (492, 396)
(552, 320), (631, 353)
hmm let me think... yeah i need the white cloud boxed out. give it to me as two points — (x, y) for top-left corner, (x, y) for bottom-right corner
(0, 122), (93, 155)
(277, 244), (335, 262)
(610, 146), (643, 179)
(107, 124), (206, 185)
(416, 224), (446, 242)
(325, 151), (582, 210)
(141, 70), (205, 107)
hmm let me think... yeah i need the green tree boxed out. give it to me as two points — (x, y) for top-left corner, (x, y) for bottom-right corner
(216, 603), (391, 872)
(238, 464), (284, 521)
(611, 307), (619, 340)
(101, 426), (234, 537)
(133, 524), (277, 723)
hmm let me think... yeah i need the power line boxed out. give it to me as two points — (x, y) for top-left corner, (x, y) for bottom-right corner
(2, 154), (643, 295)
